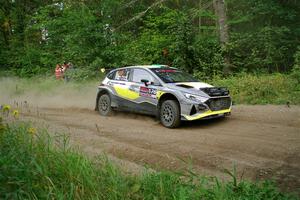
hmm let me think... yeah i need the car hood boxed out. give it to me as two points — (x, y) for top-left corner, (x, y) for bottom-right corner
(165, 82), (213, 97)
(174, 82), (213, 89)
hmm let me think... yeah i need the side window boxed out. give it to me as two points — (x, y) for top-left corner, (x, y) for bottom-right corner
(132, 69), (154, 83)
(114, 69), (131, 81)
(107, 71), (115, 80)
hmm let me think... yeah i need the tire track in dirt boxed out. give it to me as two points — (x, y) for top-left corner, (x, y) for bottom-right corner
(21, 105), (300, 193)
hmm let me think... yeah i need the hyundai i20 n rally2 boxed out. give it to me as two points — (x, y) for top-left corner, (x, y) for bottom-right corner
(95, 65), (232, 128)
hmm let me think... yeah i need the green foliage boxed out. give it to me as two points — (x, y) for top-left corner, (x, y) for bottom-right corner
(119, 7), (186, 66)
(291, 47), (300, 84)
(64, 67), (103, 81)
(0, 122), (298, 199)
(171, 13), (197, 73)
(0, 0), (299, 77)
(227, 0), (300, 73)
(210, 73), (300, 105)
(194, 36), (225, 77)
(227, 26), (294, 73)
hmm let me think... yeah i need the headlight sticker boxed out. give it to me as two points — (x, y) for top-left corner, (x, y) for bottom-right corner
(184, 93), (207, 102)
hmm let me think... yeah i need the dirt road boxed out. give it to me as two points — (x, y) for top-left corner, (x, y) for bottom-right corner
(20, 104), (300, 192)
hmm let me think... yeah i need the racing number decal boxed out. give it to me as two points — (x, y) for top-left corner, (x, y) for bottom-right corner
(139, 86), (157, 99)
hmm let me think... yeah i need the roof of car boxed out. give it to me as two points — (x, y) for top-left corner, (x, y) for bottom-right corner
(105, 65), (176, 74)
(125, 65), (171, 69)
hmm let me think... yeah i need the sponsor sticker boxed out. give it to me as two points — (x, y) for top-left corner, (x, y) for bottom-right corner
(139, 86), (157, 98)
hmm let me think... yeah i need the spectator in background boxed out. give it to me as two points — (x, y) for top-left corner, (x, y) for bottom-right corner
(55, 64), (63, 80)
(62, 61), (70, 82)
(62, 61), (69, 72)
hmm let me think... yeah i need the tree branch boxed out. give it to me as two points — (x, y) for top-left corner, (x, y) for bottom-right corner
(115, 0), (167, 31)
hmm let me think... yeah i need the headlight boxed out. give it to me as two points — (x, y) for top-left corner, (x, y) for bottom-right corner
(183, 93), (208, 102)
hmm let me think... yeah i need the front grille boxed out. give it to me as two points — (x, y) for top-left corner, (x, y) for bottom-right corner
(206, 97), (231, 111)
(201, 87), (229, 97)
(190, 105), (197, 115)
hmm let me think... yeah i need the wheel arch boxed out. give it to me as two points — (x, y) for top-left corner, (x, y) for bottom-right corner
(95, 88), (111, 111)
(157, 93), (181, 114)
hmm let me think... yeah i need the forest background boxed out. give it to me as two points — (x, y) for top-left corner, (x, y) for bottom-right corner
(0, 0), (300, 104)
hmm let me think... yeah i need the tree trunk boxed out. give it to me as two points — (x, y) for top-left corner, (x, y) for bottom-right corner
(199, 0), (202, 33)
(213, 0), (228, 45)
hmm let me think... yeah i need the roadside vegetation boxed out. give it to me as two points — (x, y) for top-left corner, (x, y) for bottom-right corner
(210, 73), (300, 105)
(0, 112), (299, 200)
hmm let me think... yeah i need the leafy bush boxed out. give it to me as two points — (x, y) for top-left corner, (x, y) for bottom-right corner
(193, 36), (225, 77)
(291, 47), (300, 84)
(209, 73), (300, 104)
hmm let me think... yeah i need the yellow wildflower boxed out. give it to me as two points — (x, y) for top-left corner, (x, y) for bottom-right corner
(13, 110), (19, 118)
(28, 127), (37, 135)
(100, 68), (106, 73)
(3, 105), (11, 112)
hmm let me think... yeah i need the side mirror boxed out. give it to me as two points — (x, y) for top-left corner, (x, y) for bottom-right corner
(141, 79), (149, 86)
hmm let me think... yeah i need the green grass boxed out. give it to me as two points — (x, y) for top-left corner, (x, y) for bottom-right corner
(0, 118), (298, 199)
(210, 73), (300, 105)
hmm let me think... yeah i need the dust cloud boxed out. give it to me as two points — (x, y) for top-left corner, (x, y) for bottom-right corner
(0, 77), (99, 109)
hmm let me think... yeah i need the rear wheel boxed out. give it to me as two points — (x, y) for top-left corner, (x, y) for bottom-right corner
(160, 100), (181, 128)
(98, 94), (113, 116)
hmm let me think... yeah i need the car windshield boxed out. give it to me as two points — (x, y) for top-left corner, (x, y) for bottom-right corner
(151, 68), (198, 83)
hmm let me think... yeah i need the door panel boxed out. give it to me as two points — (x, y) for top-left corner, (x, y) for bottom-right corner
(129, 68), (161, 114)
(109, 68), (162, 115)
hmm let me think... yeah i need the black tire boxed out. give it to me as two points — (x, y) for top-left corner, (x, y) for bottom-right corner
(160, 100), (181, 128)
(98, 94), (113, 116)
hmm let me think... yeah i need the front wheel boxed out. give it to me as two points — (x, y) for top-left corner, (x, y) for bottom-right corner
(98, 94), (113, 116)
(160, 100), (181, 128)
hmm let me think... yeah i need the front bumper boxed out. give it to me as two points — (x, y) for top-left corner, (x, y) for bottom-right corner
(181, 108), (231, 121)
(180, 96), (232, 121)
